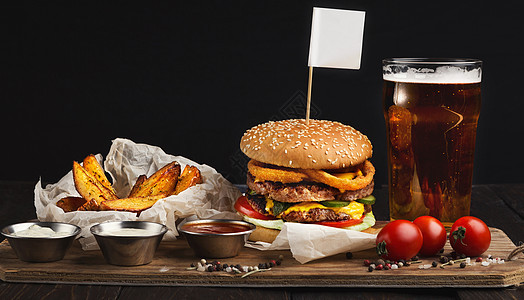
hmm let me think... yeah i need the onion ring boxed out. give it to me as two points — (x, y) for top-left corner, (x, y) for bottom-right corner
(248, 160), (309, 183)
(302, 160), (375, 191)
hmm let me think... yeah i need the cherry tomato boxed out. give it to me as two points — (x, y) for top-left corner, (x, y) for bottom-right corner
(413, 216), (447, 256)
(449, 216), (491, 257)
(376, 220), (423, 261)
(234, 196), (276, 220)
(314, 215), (364, 228)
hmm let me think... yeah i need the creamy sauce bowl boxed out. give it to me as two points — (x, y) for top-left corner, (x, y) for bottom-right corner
(90, 221), (167, 266)
(178, 219), (255, 258)
(1, 222), (81, 262)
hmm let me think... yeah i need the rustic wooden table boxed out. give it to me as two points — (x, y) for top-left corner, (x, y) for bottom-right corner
(0, 181), (522, 299)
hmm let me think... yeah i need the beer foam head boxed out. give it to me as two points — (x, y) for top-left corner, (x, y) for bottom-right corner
(383, 60), (482, 84)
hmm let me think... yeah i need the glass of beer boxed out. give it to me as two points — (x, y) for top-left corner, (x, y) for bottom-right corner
(382, 58), (482, 226)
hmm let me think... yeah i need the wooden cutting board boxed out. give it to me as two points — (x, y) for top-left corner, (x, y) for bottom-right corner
(0, 225), (522, 288)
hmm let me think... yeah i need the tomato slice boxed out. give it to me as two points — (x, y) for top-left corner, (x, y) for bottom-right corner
(314, 215), (365, 228)
(234, 196), (277, 220)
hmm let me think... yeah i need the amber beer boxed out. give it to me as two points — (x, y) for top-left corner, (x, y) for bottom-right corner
(382, 58), (482, 225)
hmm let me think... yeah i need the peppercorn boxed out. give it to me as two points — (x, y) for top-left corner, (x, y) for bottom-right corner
(376, 264), (384, 270)
(411, 255), (419, 261)
(440, 256), (449, 263)
(190, 263), (195, 268)
(460, 262), (466, 268)
(368, 266), (374, 272)
(278, 255), (284, 261)
(276, 260), (281, 266)
(376, 259), (385, 266)
(269, 262), (275, 268)
(432, 261), (438, 267)
(207, 265), (214, 272)
(345, 252), (353, 259)
(384, 265), (390, 270)
(258, 263), (265, 269)
(363, 259), (371, 266)
(476, 257), (483, 262)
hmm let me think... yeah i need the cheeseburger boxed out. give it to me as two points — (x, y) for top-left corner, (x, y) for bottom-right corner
(235, 119), (376, 243)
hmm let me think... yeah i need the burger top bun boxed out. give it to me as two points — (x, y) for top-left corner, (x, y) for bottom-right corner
(240, 119), (372, 170)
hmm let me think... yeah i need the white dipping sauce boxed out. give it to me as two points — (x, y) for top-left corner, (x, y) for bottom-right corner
(12, 224), (70, 238)
(100, 228), (158, 237)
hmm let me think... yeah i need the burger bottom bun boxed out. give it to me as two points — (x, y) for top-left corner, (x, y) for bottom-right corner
(247, 221), (380, 244)
(248, 226), (280, 244)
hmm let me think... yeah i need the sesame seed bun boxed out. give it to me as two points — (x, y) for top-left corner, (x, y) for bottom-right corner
(240, 119), (372, 170)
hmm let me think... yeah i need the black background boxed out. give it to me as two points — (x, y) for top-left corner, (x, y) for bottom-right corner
(2, 1), (522, 185)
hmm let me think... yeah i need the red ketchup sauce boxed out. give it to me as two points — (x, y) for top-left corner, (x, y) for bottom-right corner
(181, 222), (250, 234)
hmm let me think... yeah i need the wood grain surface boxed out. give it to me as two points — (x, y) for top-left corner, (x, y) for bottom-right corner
(1, 224), (522, 288)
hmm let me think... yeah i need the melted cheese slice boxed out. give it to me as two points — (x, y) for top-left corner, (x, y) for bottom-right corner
(331, 170), (363, 180)
(279, 201), (364, 220)
(265, 198), (274, 214)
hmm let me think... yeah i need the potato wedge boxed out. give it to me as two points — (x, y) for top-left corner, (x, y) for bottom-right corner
(56, 196), (87, 212)
(83, 154), (116, 194)
(99, 195), (167, 213)
(131, 161), (181, 197)
(128, 174), (147, 198)
(173, 165), (203, 195)
(73, 161), (118, 210)
(77, 199), (101, 211)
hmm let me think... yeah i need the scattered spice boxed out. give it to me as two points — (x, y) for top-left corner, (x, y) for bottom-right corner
(187, 257), (282, 277)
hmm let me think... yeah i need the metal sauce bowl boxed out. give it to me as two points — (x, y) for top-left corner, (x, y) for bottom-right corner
(178, 219), (255, 258)
(90, 221), (167, 266)
(1, 222), (81, 263)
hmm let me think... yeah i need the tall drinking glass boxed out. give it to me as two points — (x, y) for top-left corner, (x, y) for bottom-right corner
(382, 58), (482, 226)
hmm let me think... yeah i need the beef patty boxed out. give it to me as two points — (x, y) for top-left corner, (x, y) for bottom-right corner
(246, 172), (374, 203)
(246, 191), (372, 223)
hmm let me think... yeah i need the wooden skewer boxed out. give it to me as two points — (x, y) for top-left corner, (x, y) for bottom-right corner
(306, 66), (313, 125)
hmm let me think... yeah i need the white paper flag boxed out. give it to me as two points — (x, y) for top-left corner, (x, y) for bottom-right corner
(308, 7), (366, 69)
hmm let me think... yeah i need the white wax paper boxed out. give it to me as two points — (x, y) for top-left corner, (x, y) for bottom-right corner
(246, 223), (377, 264)
(34, 138), (241, 250)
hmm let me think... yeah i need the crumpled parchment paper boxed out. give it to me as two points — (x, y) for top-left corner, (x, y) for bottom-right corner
(34, 138), (241, 250)
(246, 222), (378, 264)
